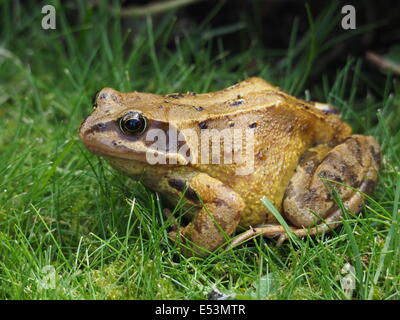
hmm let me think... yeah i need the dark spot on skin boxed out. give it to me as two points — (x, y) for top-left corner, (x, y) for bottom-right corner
(352, 137), (363, 166)
(168, 179), (200, 204)
(165, 93), (184, 99)
(327, 140), (337, 147)
(237, 95), (242, 99)
(192, 106), (204, 111)
(230, 99), (244, 107)
(284, 181), (295, 199)
(369, 145), (381, 166)
(214, 199), (227, 207)
(346, 167), (359, 187)
(256, 150), (265, 161)
(325, 152), (360, 187)
(304, 164), (315, 174)
(323, 204), (339, 217)
(361, 179), (377, 195)
(185, 187), (200, 204)
(199, 121), (208, 130)
(229, 122), (235, 127)
(99, 92), (108, 100)
(298, 188), (319, 204)
(299, 153), (321, 175)
(319, 170), (344, 183)
(110, 140), (127, 149)
(84, 121), (115, 135)
(299, 150), (317, 165)
(249, 122), (257, 129)
(168, 178), (186, 191)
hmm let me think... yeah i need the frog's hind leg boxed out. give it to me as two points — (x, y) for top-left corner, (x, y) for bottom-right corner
(284, 134), (380, 222)
(283, 135), (380, 242)
(276, 171), (378, 246)
(229, 135), (381, 248)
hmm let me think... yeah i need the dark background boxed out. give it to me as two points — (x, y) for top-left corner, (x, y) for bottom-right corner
(10, 0), (400, 95)
(119, 0), (400, 90)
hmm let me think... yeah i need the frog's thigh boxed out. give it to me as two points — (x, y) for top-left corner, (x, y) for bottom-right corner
(171, 173), (245, 256)
(283, 134), (381, 228)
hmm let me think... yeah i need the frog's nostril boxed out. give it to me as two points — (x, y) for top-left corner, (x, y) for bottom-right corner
(92, 88), (120, 107)
(98, 92), (109, 100)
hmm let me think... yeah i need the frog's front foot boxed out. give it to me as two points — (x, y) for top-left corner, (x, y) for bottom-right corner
(168, 173), (245, 257)
(231, 135), (381, 248)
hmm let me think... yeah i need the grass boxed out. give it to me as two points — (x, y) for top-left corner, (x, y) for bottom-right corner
(0, 1), (399, 299)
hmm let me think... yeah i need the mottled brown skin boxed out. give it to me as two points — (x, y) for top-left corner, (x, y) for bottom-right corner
(79, 77), (381, 256)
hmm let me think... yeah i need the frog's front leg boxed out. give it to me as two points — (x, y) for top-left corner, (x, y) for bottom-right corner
(231, 135), (380, 248)
(168, 173), (245, 256)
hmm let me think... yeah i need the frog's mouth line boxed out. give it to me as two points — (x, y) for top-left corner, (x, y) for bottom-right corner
(82, 139), (187, 166)
(82, 141), (147, 163)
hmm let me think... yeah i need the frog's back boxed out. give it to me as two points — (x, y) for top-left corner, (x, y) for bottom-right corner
(117, 78), (329, 124)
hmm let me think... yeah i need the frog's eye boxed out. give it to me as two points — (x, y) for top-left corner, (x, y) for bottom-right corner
(119, 112), (147, 135)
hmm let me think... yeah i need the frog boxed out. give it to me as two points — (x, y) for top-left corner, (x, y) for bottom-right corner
(79, 77), (381, 256)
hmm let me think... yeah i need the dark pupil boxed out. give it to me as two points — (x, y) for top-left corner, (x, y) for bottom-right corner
(124, 118), (142, 132)
(120, 112), (147, 135)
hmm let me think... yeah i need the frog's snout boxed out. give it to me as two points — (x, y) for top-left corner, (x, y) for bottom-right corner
(93, 87), (121, 108)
